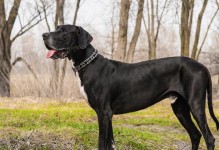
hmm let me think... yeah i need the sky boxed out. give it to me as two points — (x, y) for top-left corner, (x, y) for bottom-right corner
(6, 0), (219, 62)
(8, 0), (115, 58)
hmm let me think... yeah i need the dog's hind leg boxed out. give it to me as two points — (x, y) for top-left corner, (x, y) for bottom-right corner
(189, 96), (215, 150)
(171, 97), (202, 150)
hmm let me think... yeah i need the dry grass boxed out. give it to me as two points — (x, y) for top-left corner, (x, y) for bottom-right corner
(10, 68), (219, 99)
(10, 71), (81, 99)
(10, 51), (219, 99)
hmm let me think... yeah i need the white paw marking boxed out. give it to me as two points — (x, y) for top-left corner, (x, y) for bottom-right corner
(112, 140), (116, 150)
(170, 96), (177, 104)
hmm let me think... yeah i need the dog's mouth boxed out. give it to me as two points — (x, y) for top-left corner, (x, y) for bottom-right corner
(45, 44), (68, 59)
(46, 49), (68, 59)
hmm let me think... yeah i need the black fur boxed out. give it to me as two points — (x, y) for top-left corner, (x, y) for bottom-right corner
(43, 25), (219, 150)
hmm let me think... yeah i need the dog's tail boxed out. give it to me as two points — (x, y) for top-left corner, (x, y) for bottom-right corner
(207, 70), (219, 130)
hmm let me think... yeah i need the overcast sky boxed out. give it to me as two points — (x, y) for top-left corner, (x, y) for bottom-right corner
(7, 0), (219, 61)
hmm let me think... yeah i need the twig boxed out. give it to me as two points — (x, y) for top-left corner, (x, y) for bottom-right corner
(11, 3), (53, 42)
(11, 17), (45, 42)
(195, 6), (219, 60)
(12, 57), (42, 87)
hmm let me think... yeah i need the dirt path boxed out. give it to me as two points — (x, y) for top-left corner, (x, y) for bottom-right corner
(1, 125), (218, 149)
(119, 124), (219, 150)
(0, 128), (76, 150)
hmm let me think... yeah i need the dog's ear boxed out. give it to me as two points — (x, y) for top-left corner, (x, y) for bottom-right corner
(76, 26), (93, 49)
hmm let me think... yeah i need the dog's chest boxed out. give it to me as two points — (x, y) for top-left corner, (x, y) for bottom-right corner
(75, 72), (89, 102)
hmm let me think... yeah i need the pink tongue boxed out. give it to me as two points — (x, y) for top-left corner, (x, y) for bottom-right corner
(46, 50), (57, 58)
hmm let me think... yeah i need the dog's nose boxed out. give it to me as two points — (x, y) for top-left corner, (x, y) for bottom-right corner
(42, 33), (50, 39)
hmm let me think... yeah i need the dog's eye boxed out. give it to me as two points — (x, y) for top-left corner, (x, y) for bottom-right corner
(59, 28), (65, 32)
(56, 25), (60, 30)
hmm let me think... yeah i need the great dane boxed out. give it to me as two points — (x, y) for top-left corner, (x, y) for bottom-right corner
(42, 25), (219, 150)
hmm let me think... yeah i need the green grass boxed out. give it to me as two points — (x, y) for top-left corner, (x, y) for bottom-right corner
(0, 98), (218, 149)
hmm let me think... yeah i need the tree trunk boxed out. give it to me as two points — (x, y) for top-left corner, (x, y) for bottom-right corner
(180, 0), (191, 57)
(0, 33), (11, 97)
(73, 0), (80, 25)
(55, 0), (65, 27)
(180, 0), (210, 59)
(191, 0), (208, 59)
(144, 0), (169, 60)
(59, 0), (80, 97)
(0, 0), (46, 97)
(149, 0), (156, 60)
(110, 0), (117, 59)
(149, 43), (156, 60)
(111, 27), (115, 59)
(217, 75), (219, 96)
(50, 0), (65, 98)
(114, 0), (131, 61)
(0, 0), (21, 97)
(126, 0), (144, 63)
(195, 7), (219, 60)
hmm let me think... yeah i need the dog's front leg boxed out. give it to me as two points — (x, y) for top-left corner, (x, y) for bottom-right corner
(97, 110), (115, 150)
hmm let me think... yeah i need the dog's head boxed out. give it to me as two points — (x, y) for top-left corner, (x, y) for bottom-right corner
(42, 25), (93, 59)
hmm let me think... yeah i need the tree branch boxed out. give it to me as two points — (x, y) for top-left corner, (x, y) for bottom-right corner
(126, 0), (145, 63)
(7, 0), (22, 36)
(0, 0), (6, 30)
(11, 16), (45, 42)
(150, 0), (155, 40)
(195, 6), (219, 60)
(40, 0), (51, 32)
(143, 15), (149, 35)
(11, 3), (53, 42)
(17, 13), (23, 28)
(154, 0), (169, 42)
(12, 57), (40, 84)
(188, 0), (194, 37)
(191, 0), (208, 59)
(73, 0), (80, 25)
(216, 0), (219, 8)
(146, 0), (150, 36)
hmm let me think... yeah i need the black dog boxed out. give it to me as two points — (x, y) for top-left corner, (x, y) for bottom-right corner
(42, 25), (219, 150)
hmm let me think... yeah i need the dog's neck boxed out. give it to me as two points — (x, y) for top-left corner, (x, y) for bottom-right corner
(68, 44), (97, 71)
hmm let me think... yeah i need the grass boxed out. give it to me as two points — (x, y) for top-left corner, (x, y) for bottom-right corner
(0, 98), (219, 149)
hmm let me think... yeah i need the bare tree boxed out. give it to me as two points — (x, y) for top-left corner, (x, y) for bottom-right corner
(180, 0), (218, 59)
(114, 0), (131, 61)
(59, 0), (81, 96)
(110, 0), (118, 59)
(195, 0), (219, 60)
(73, 0), (80, 25)
(42, 0), (81, 98)
(12, 57), (41, 86)
(0, 0), (49, 97)
(126, 0), (145, 63)
(180, 0), (193, 57)
(143, 0), (170, 60)
(50, 0), (65, 98)
(191, 0), (208, 59)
